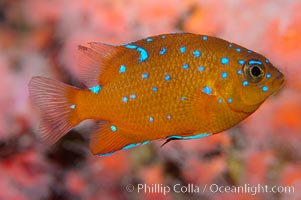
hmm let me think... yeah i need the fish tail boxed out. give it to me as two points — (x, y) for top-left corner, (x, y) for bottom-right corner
(29, 76), (81, 144)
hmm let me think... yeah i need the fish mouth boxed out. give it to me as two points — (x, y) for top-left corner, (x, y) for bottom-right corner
(277, 72), (284, 80)
(277, 73), (284, 85)
(272, 72), (285, 92)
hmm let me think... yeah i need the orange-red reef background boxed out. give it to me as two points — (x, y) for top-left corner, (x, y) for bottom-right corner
(0, 0), (300, 200)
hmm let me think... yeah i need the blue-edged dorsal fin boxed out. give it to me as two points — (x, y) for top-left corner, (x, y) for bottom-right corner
(78, 40), (150, 89)
(78, 43), (121, 87)
(161, 133), (212, 147)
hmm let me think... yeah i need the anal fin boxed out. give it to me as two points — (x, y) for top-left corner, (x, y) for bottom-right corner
(89, 122), (148, 156)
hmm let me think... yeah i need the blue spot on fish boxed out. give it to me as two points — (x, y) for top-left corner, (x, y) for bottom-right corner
(237, 70), (243, 75)
(198, 66), (205, 72)
(161, 35), (166, 39)
(119, 65), (126, 73)
(266, 73), (271, 79)
(122, 96), (128, 103)
(221, 72), (228, 79)
(149, 116), (154, 122)
(228, 98), (233, 103)
(265, 59), (269, 63)
(160, 47), (167, 55)
(238, 60), (245, 65)
(262, 86), (269, 92)
(193, 50), (201, 58)
(183, 63), (189, 69)
(110, 125), (117, 132)
(248, 60), (262, 65)
(203, 36), (208, 41)
(236, 48), (241, 52)
(164, 75), (171, 81)
(70, 104), (76, 109)
(180, 97), (186, 101)
(125, 44), (148, 62)
(247, 50), (252, 54)
(221, 57), (229, 65)
(130, 94), (136, 99)
(242, 80), (249, 86)
(124, 44), (136, 49)
(89, 85), (101, 94)
(146, 38), (152, 42)
(142, 73), (149, 79)
(202, 86), (212, 95)
(138, 48), (148, 62)
(166, 114), (172, 120)
(122, 141), (149, 150)
(218, 98), (222, 104)
(152, 87), (158, 92)
(180, 46), (186, 53)
(229, 44), (233, 48)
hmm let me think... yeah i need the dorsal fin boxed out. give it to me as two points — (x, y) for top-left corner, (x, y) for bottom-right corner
(77, 42), (121, 87)
(78, 40), (153, 88)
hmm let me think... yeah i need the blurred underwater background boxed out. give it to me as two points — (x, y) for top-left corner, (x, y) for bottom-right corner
(0, 0), (301, 199)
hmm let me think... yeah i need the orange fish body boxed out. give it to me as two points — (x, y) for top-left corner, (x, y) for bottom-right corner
(29, 33), (284, 155)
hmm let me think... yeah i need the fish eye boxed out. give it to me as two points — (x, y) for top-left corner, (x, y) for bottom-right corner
(243, 60), (265, 82)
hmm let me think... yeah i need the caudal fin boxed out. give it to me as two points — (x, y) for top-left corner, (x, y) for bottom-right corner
(29, 76), (81, 145)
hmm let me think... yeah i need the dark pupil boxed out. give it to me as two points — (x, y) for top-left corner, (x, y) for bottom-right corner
(251, 66), (261, 77)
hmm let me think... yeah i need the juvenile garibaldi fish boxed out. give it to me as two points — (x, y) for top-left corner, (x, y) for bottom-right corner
(29, 33), (284, 156)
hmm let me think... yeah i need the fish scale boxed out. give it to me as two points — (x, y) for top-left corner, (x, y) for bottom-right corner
(29, 33), (284, 156)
